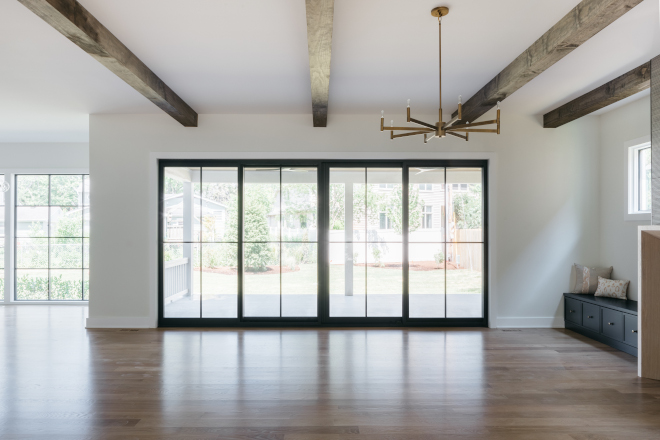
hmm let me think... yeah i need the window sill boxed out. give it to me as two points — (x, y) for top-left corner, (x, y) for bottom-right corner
(624, 212), (651, 222)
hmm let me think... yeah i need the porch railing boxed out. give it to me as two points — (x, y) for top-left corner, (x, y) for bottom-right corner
(164, 258), (189, 302)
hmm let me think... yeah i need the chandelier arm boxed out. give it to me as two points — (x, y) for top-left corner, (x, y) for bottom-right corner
(447, 132), (468, 141)
(409, 118), (437, 130)
(389, 126), (435, 131)
(448, 119), (498, 130)
(446, 128), (498, 134)
(443, 114), (461, 129)
(392, 130), (432, 139)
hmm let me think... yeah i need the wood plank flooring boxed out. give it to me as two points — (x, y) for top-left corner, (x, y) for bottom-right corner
(1, 306), (659, 439)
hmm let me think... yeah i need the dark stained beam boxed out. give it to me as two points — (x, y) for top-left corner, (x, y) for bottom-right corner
(18, 0), (198, 127)
(544, 62), (650, 128)
(305, 0), (334, 127)
(452, 0), (644, 124)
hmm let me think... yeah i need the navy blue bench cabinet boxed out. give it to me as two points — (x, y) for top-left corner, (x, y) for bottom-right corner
(563, 293), (638, 357)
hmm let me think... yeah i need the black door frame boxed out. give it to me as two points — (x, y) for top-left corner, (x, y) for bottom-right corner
(158, 159), (488, 327)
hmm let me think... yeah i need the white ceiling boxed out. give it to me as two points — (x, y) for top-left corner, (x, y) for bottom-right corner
(0, 0), (658, 142)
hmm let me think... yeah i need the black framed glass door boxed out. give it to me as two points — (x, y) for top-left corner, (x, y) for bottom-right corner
(158, 160), (487, 327)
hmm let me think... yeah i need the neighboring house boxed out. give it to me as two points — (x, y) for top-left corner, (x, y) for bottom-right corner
(164, 194), (228, 241)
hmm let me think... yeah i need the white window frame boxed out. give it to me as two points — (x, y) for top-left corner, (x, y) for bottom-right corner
(625, 136), (652, 222)
(0, 168), (89, 305)
(422, 205), (433, 229)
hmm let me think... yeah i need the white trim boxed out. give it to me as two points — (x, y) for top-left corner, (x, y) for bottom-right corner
(625, 136), (652, 222)
(143, 151), (498, 330)
(495, 317), (564, 328)
(86, 316), (152, 329)
(1, 301), (88, 306)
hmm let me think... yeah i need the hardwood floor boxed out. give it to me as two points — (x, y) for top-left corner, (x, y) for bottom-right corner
(1, 306), (659, 439)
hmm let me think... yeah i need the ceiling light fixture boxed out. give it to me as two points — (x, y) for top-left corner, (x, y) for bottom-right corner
(381, 6), (501, 143)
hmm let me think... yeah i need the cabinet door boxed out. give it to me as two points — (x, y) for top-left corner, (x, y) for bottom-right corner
(565, 298), (582, 325)
(624, 314), (638, 348)
(582, 303), (600, 332)
(602, 308), (624, 342)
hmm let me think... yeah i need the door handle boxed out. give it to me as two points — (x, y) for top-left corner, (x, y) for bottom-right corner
(608, 322), (614, 325)
(587, 316), (593, 319)
(632, 330), (638, 333)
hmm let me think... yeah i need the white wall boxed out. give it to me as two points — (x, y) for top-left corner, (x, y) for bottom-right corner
(599, 97), (651, 301)
(0, 143), (88, 169)
(88, 112), (601, 328)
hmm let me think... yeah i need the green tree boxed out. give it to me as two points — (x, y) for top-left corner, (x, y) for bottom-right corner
(383, 185), (424, 235)
(453, 185), (482, 229)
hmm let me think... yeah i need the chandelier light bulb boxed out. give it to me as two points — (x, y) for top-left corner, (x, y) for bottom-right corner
(497, 101), (501, 110)
(390, 120), (394, 127)
(458, 95), (462, 104)
(381, 110), (384, 118)
(407, 99), (411, 108)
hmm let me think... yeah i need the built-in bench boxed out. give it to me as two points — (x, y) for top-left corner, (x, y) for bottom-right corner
(563, 292), (638, 356)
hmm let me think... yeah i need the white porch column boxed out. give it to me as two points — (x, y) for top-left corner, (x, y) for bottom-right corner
(344, 183), (353, 296)
(182, 181), (194, 297)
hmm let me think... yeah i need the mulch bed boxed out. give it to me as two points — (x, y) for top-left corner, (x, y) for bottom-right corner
(355, 261), (461, 271)
(195, 265), (300, 275)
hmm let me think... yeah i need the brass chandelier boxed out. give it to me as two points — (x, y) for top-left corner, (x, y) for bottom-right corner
(380, 6), (501, 143)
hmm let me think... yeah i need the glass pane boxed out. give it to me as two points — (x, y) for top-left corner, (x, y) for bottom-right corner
(0, 174), (4, 206)
(83, 238), (90, 269)
(201, 168), (238, 242)
(243, 242), (280, 317)
(282, 243), (317, 317)
(409, 243), (446, 318)
(409, 168), (445, 242)
(244, 168), (280, 242)
(282, 168), (318, 242)
(0, 245), (3, 269)
(50, 175), (83, 206)
(163, 167), (201, 243)
(447, 168), (483, 243)
(640, 148), (652, 212)
(16, 207), (48, 237)
(50, 269), (83, 300)
(83, 269), (89, 300)
(15, 269), (49, 300)
(50, 207), (82, 237)
(16, 175), (49, 206)
(16, 238), (48, 268)
(329, 168), (366, 242)
(83, 207), (90, 238)
(329, 242), (366, 317)
(366, 242), (402, 317)
(50, 238), (83, 268)
(446, 243), (483, 318)
(163, 243), (201, 318)
(201, 243), (238, 318)
(367, 168), (402, 242)
(83, 175), (90, 205)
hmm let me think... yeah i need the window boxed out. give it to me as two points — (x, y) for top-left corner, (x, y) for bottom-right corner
(627, 140), (652, 220)
(379, 183), (394, 189)
(452, 183), (468, 192)
(15, 175), (89, 301)
(379, 212), (393, 230)
(419, 183), (432, 191)
(422, 205), (433, 229)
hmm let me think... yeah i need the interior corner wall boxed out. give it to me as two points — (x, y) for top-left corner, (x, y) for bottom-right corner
(0, 143), (89, 169)
(88, 112), (601, 328)
(599, 96), (651, 301)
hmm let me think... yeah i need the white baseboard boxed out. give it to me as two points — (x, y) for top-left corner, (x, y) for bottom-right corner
(86, 316), (155, 329)
(495, 317), (564, 328)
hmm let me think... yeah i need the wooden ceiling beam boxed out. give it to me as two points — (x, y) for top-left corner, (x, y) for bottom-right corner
(452, 0), (644, 124)
(18, 0), (198, 127)
(305, 0), (334, 127)
(544, 62), (650, 128)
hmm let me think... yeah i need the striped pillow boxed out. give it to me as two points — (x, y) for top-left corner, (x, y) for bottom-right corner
(571, 264), (613, 294)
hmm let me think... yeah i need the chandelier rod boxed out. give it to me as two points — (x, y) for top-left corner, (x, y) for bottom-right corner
(438, 16), (442, 126)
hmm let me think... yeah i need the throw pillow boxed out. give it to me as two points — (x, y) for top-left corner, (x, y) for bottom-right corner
(571, 264), (613, 294)
(594, 276), (629, 300)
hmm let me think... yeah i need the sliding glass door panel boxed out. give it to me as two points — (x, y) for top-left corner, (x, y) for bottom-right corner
(409, 243), (446, 318)
(281, 242), (318, 317)
(243, 242), (280, 317)
(201, 243), (238, 318)
(409, 167), (446, 243)
(329, 242), (366, 317)
(446, 243), (483, 318)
